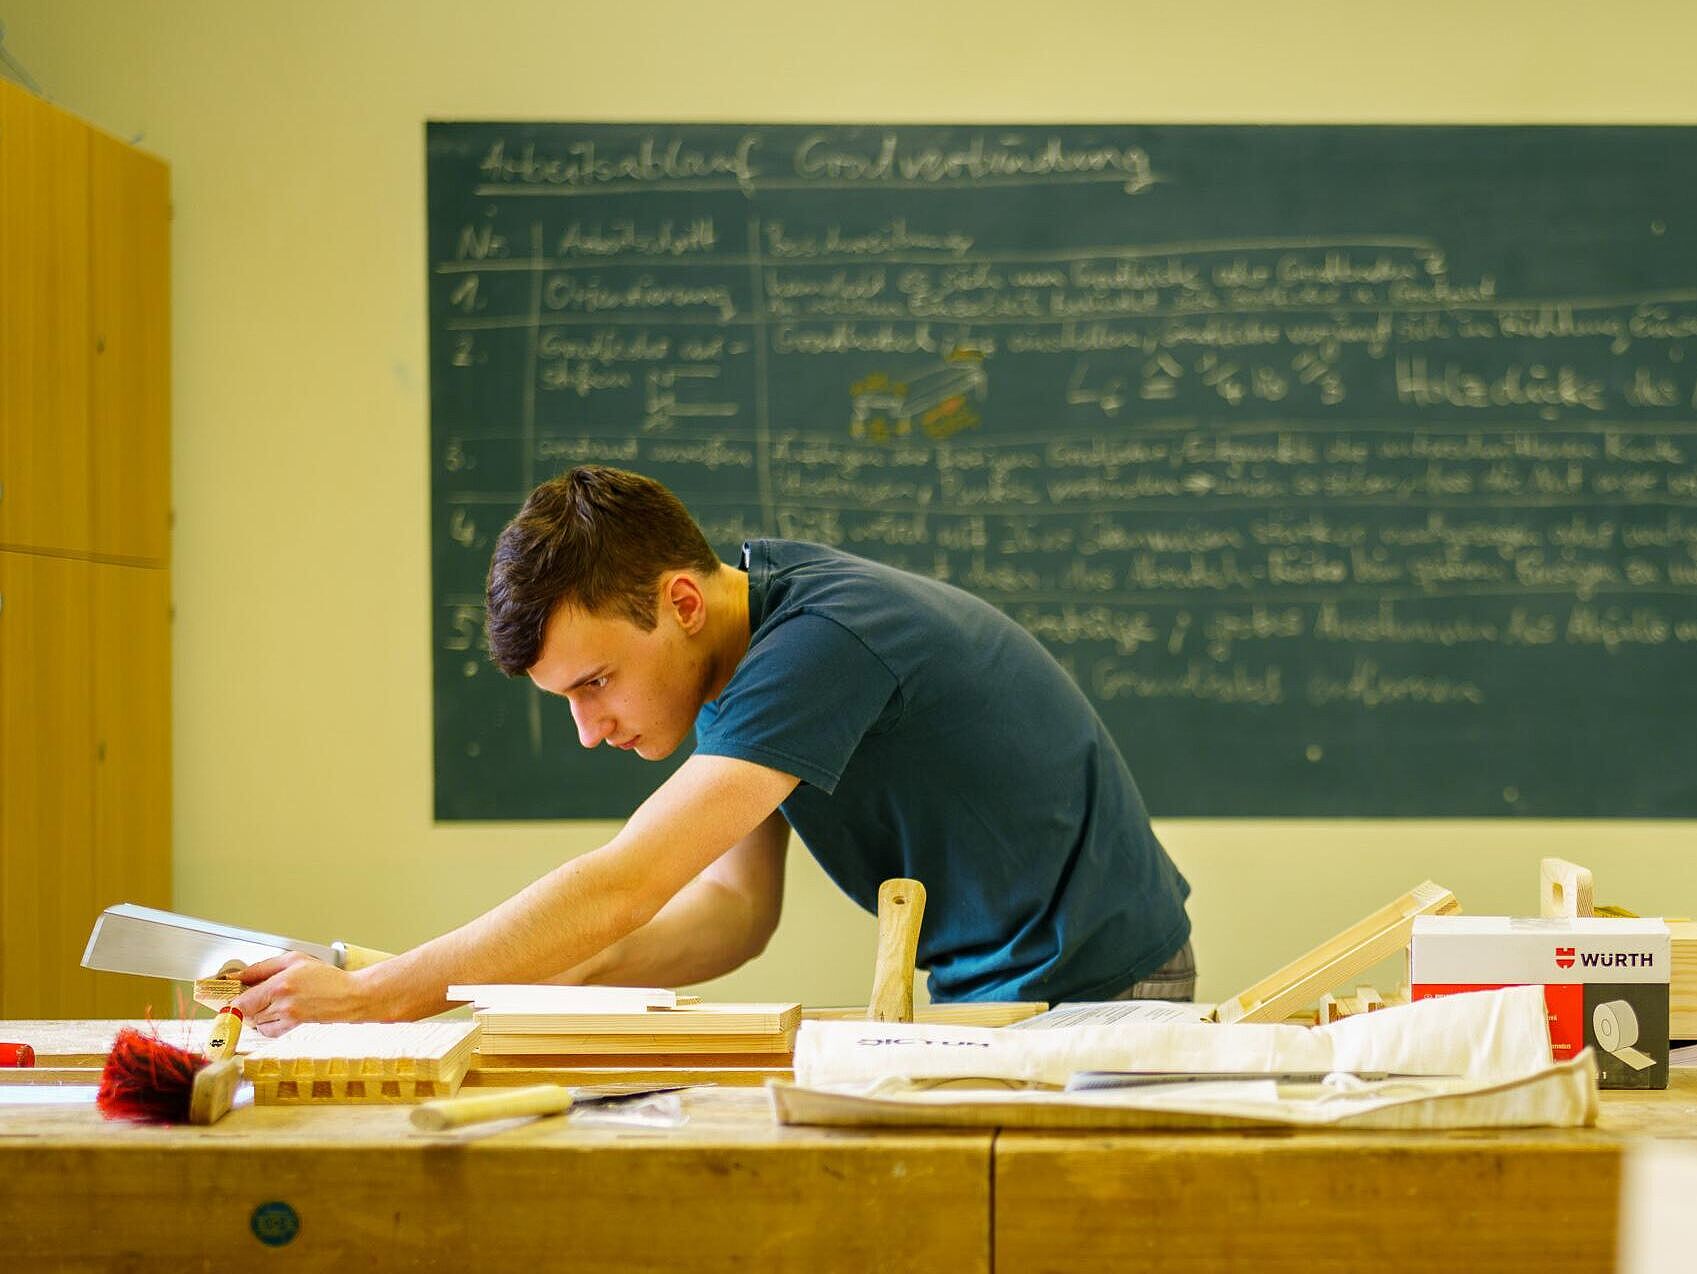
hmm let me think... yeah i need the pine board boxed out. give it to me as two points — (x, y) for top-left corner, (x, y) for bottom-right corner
(473, 1002), (800, 1035)
(473, 1029), (796, 1057)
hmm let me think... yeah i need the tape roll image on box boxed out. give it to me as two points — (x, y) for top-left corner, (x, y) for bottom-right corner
(1594, 1000), (1655, 1071)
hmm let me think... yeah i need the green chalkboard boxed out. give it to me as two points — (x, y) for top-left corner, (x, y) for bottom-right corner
(428, 122), (1697, 820)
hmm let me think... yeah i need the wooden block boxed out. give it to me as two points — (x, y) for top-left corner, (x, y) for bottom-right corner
(1673, 921), (1696, 1039)
(472, 1002), (800, 1036)
(1541, 858), (1596, 918)
(191, 977), (241, 1011)
(472, 1030), (796, 1057)
(803, 1002), (1047, 1028)
(0, 1067), (104, 1086)
(1215, 881), (1459, 1025)
(447, 985), (700, 1012)
(460, 1065), (787, 1089)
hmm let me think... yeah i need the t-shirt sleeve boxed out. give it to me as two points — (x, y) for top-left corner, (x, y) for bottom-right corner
(692, 613), (900, 794)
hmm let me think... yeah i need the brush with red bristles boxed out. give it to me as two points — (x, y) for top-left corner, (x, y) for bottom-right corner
(97, 1005), (245, 1125)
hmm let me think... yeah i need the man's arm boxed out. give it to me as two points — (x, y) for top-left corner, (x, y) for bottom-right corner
(554, 807), (789, 988)
(232, 755), (798, 1031)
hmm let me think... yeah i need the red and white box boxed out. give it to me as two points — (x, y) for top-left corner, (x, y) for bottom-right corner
(1411, 916), (1670, 1089)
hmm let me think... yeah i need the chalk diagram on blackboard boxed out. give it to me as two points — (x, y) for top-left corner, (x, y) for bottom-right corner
(849, 347), (987, 442)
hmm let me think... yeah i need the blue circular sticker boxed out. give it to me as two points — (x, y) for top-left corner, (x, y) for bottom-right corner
(250, 1201), (300, 1247)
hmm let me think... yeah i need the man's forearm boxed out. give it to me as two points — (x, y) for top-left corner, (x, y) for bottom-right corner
(353, 846), (651, 1020)
(345, 755), (797, 1022)
(561, 875), (769, 988)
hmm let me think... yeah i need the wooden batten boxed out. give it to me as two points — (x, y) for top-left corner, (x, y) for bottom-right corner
(1214, 881), (1459, 1025)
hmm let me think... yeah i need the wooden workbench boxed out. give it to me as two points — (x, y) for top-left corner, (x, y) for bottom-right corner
(2, 1022), (1693, 1272)
(0, 1087), (991, 1271)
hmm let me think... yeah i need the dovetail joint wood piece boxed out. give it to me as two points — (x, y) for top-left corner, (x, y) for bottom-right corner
(241, 1022), (480, 1104)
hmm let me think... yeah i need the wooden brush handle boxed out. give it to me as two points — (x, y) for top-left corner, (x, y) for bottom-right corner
(410, 1083), (574, 1132)
(204, 1006), (243, 1061)
(868, 878), (927, 1023)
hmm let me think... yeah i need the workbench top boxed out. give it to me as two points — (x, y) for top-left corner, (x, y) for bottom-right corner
(4, 1019), (1694, 1273)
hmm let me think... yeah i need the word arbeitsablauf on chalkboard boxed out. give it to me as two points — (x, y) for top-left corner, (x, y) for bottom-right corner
(427, 122), (1697, 821)
(473, 132), (1161, 197)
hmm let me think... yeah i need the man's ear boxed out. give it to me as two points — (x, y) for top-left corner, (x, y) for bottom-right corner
(663, 572), (709, 634)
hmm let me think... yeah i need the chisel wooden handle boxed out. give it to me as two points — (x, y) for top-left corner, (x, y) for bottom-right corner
(868, 878), (926, 1023)
(411, 1083), (574, 1132)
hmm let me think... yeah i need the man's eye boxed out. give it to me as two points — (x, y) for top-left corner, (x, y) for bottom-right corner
(590, 676), (609, 689)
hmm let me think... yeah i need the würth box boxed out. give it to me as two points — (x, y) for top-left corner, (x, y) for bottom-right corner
(1411, 916), (1670, 1089)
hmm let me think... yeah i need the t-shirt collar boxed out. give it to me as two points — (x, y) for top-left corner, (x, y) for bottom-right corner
(741, 539), (772, 632)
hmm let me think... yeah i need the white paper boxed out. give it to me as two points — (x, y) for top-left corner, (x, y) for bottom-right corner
(443, 984), (678, 1012)
(1007, 1001), (1215, 1029)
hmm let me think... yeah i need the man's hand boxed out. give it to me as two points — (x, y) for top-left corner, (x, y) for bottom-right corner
(230, 952), (379, 1037)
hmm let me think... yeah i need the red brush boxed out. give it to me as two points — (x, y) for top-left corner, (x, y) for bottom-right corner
(97, 1006), (245, 1125)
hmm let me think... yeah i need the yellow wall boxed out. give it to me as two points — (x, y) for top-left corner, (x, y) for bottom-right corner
(6, 1), (1694, 1009)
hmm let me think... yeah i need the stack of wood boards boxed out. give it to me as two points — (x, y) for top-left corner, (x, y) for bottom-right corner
(1670, 922), (1696, 1039)
(471, 1001), (802, 1065)
(242, 1022), (480, 1104)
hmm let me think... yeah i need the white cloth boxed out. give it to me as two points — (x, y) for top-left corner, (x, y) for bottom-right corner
(770, 1051), (1599, 1131)
(792, 986), (1553, 1088)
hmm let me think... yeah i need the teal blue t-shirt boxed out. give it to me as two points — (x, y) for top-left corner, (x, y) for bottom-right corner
(693, 540), (1191, 1003)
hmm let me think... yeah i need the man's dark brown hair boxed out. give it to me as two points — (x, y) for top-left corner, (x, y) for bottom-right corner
(485, 466), (722, 676)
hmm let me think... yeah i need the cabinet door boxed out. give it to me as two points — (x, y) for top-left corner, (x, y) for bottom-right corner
(89, 130), (171, 564)
(0, 82), (92, 556)
(90, 562), (174, 1015)
(0, 551), (96, 1017)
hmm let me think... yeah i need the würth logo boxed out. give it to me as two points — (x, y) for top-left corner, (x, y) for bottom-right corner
(1580, 951), (1655, 969)
(1555, 947), (1575, 969)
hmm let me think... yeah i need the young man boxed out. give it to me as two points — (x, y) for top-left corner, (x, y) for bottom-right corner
(234, 466), (1193, 1034)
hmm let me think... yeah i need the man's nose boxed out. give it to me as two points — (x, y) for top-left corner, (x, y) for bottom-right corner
(569, 697), (612, 748)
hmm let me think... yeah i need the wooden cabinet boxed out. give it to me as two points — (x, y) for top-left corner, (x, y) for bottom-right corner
(0, 82), (91, 554)
(90, 131), (170, 564)
(0, 80), (172, 1017)
(0, 553), (94, 1016)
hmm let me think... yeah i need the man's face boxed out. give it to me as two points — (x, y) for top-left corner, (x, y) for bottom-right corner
(526, 590), (712, 761)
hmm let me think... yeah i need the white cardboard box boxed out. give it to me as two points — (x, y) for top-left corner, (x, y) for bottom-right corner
(1411, 916), (1670, 1089)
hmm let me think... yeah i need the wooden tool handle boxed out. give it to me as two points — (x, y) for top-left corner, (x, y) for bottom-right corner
(411, 1083), (574, 1132)
(204, 1006), (243, 1061)
(1540, 858), (1595, 918)
(868, 878), (927, 1023)
(332, 942), (395, 971)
